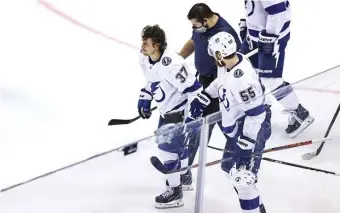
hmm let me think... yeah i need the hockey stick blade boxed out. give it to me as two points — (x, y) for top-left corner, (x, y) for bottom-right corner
(108, 118), (135, 125)
(301, 103), (340, 160)
(150, 156), (169, 174)
(301, 151), (317, 161)
(108, 106), (157, 125)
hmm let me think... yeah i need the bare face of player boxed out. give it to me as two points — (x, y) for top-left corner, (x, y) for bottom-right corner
(141, 38), (159, 56)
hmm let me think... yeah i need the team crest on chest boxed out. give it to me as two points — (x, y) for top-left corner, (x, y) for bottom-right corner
(234, 69), (244, 78)
(162, 57), (172, 66)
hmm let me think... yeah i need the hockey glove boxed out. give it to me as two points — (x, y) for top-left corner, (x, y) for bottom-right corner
(188, 90), (212, 119)
(238, 18), (247, 42)
(234, 135), (256, 170)
(258, 30), (278, 55)
(137, 88), (153, 119)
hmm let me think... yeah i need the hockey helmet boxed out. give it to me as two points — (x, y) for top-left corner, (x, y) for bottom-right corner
(207, 31), (237, 61)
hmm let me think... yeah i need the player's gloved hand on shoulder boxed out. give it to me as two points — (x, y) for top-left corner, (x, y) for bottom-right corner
(238, 18), (247, 42)
(258, 30), (278, 54)
(138, 88), (153, 119)
(188, 90), (212, 119)
(235, 135), (256, 170)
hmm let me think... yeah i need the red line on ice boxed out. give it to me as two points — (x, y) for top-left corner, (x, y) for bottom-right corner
(38, 0), (138, 49)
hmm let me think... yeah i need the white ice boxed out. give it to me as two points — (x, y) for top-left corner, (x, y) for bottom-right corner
(0, 0), (340, 212)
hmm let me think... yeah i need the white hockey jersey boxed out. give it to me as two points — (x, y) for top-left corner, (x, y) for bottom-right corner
(245, 0), (291, 41)
(139, 48), (202, 116)
(205, 53), (267, 140)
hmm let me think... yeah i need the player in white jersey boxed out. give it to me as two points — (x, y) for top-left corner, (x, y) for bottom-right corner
(187, 32), (270, 213)
(239, 0), (314, 137)
(138, 24), (202, 209)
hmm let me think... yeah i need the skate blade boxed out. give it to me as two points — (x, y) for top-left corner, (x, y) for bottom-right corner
(183, 184), (194, 191)
(288, 116), (315, 138)
(155, 199), (184, 209)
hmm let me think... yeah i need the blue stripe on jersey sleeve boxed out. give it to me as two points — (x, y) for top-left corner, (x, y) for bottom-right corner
(222, 122), (237, 134)
(182, 79), (202, 94)
(245, 104), (266, 117)
(265, 2), (287, 15)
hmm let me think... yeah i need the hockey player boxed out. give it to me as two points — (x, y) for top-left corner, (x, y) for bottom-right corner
(239, 0), (314, 137)
(187, 32), (271, 213)
(138, 24), (202, 209)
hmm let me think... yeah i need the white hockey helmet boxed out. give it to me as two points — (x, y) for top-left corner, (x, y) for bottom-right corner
(229, 163), (257, 189)
(208, 31), (237, 60)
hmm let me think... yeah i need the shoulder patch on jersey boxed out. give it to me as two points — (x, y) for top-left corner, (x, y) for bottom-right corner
(233, 69), (244, 78)
(162, 57), (172, 66)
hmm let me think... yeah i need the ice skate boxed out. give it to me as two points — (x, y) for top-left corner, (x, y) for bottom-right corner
(284, 104), (314, 138)
(165, 170), (193, 191)
(155, 185), (183, 209)
(181, 170), (194, 191)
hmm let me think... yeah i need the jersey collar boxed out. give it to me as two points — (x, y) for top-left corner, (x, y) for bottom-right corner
(227, 53), (243, 72)
(148, 50), (165, 65)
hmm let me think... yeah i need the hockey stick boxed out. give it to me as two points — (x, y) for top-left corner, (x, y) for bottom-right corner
(261, 157), (340, 177)
(301, 103), (340, 160)
(245, 48), (258, 58)
(207, 145), (224, 151)
(208, 145), (340, 177)
(150, 137), (332, 174)
(108, 106), (157, 125)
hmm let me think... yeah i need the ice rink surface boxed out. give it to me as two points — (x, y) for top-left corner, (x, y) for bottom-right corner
(0, 0), (340, 212)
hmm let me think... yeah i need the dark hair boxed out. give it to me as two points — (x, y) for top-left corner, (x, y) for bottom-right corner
(187, 3), (214, 23)
(141, 24), (167, 52)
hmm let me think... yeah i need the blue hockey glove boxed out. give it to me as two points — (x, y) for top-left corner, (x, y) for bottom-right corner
(258, 30), (278, 54)
(234, 135), (256, 170)
(188, 90), (212, 119)
(238, 18), (247, 42)
(137, 88), (153, 119)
